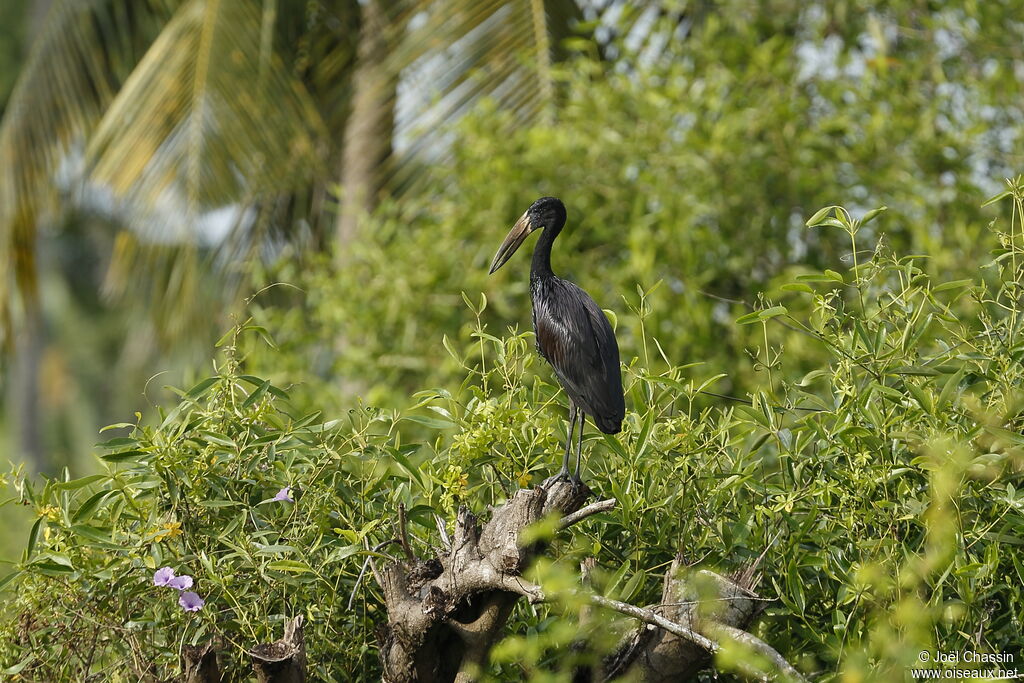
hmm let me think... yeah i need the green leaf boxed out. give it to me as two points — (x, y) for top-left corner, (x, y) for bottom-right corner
(860, 206), (887, 225)
(266, 560), (314, 574)
(2, 656), (34, 675)
(73, 490), (119, 523)
(256, 544), (299, 555)
(758, 305), (788, 320)
(53, 474), (109, 491)
(197, 499), (242, 508)
(618, 570), (646, 602)
(200, 431), (237, 448)
(634, 410), (655, 458)
(0, 570), (23, 593)
(68, 525), (116, 547)
(25, 517), (42, 560)
(100, 449), (151, 463)
(401, 415), (455, 430)
(41, 552), (73, 567)
(99, 422), (136, 433)
(735, 311), (762, 325)
(892, 366), (940, 377)
(780, 282), (814, 293)
(239, 375), (289, 399)
(933, 279), (974, 293)
(602, 433), (628, 460)
(904, 381), (933, 414)
(981, 190), (1012, 207)
(816, 217), (847, 230)
(186, 376), (220, 398)
(30, 561), (76, 575)
(325, 545), (361, 563)
(795, 273), (841, 283)
(392, 451), (425, 488)
(241, 379), (272, 408)
(805, 205), (838, 227)
(987, 427), (1024, 447)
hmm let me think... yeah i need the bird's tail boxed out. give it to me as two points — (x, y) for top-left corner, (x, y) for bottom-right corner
(594, 415), (622, 434)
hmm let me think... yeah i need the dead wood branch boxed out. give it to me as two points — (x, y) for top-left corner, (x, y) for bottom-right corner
(376, 477), (592, 682)
(181, 641), (221, 683)
(592, 556), (806, 682)
(250, 615), (307, 683)
(373, 478), (803, 682)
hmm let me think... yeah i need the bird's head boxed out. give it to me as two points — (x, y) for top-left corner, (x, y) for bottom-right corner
(488, 197), (566, 274)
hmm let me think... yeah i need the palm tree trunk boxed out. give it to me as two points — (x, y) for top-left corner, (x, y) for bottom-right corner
(335, 0), (398, 249)
(27, 0), (53, 38)
(10, 305), (45, 472)
(7, 0), (54, 474)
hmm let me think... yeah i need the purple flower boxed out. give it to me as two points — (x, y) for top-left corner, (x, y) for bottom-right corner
(153, 566), (176, 587)
(272, 486), (293, 503)
(179, 591), (205, 612)
(167, 574), (194, 590)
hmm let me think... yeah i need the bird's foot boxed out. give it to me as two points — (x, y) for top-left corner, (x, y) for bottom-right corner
(540, 472), (592, 513)
(544, 468), (583, 487)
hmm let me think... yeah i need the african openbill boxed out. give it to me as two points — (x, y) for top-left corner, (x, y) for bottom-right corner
(488, 197), (625, 478)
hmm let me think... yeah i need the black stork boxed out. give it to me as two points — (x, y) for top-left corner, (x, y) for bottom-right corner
(488, 196), (625, 478)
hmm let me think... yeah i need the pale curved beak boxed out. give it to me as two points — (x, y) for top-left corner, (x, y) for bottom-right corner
(488, 212), (534, 274)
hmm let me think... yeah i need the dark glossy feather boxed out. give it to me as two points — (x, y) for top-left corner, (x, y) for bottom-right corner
(532, 276), (624, 433)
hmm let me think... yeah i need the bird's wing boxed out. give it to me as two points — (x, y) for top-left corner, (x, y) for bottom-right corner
(534, 281), (624, 423)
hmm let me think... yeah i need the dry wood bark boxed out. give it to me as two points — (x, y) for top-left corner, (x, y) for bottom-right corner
(181, 641), (221, 683)
(372, 477), (804, 682)
(375, 477), (591, 682)
(592, 558), (803, 682)
(250, 615), (307, 683)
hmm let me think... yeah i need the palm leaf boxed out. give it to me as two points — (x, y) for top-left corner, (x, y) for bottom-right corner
(0, 0), (176, 325)
(86, 0), (327, 238)
(384, 0), (584, 195)
(0, 0), (588, 338)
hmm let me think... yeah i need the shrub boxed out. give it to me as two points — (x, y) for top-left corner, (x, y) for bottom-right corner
(2, 191), (1024, 680)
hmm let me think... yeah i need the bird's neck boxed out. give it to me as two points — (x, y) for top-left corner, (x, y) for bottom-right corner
(530, 225), (560, 281)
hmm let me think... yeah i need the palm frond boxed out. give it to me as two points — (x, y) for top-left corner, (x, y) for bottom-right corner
(383, 0), (585, 197)
(0, 0), (176, 324)
(86, 0), (328, 241)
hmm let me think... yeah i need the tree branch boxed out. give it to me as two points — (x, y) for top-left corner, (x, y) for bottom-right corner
(588, 593), (717, 652)
(703, 622), (806, 682)
(557, 498), (616, 530)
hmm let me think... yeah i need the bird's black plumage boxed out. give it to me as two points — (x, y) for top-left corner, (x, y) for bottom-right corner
(489, 196), (624, 476)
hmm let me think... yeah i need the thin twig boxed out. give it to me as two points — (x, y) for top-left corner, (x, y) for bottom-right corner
(347, 538), (400, 611)
(434, 514), (451, 551)
(397, 504), (414, 561)
(590, 595), (807, 681)
(696, 289), (815, 339)
(558, 498), (617, 530)
(488, 462), (511, 498)
(704, 622), (807, 682)
(589, 594), (716, 651)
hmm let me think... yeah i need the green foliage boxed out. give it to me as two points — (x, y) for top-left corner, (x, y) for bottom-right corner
(4, 4), (1024, 676)
(244, 2), (1024, 413)
(3, 189), (1024, 679)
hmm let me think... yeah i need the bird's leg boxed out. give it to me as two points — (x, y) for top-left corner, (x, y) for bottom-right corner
(559, 403), (578, 478)
(573, 412), (585, 477)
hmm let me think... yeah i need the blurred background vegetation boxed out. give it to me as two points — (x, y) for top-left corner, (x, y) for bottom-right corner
(0, 0), (1023, 678)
